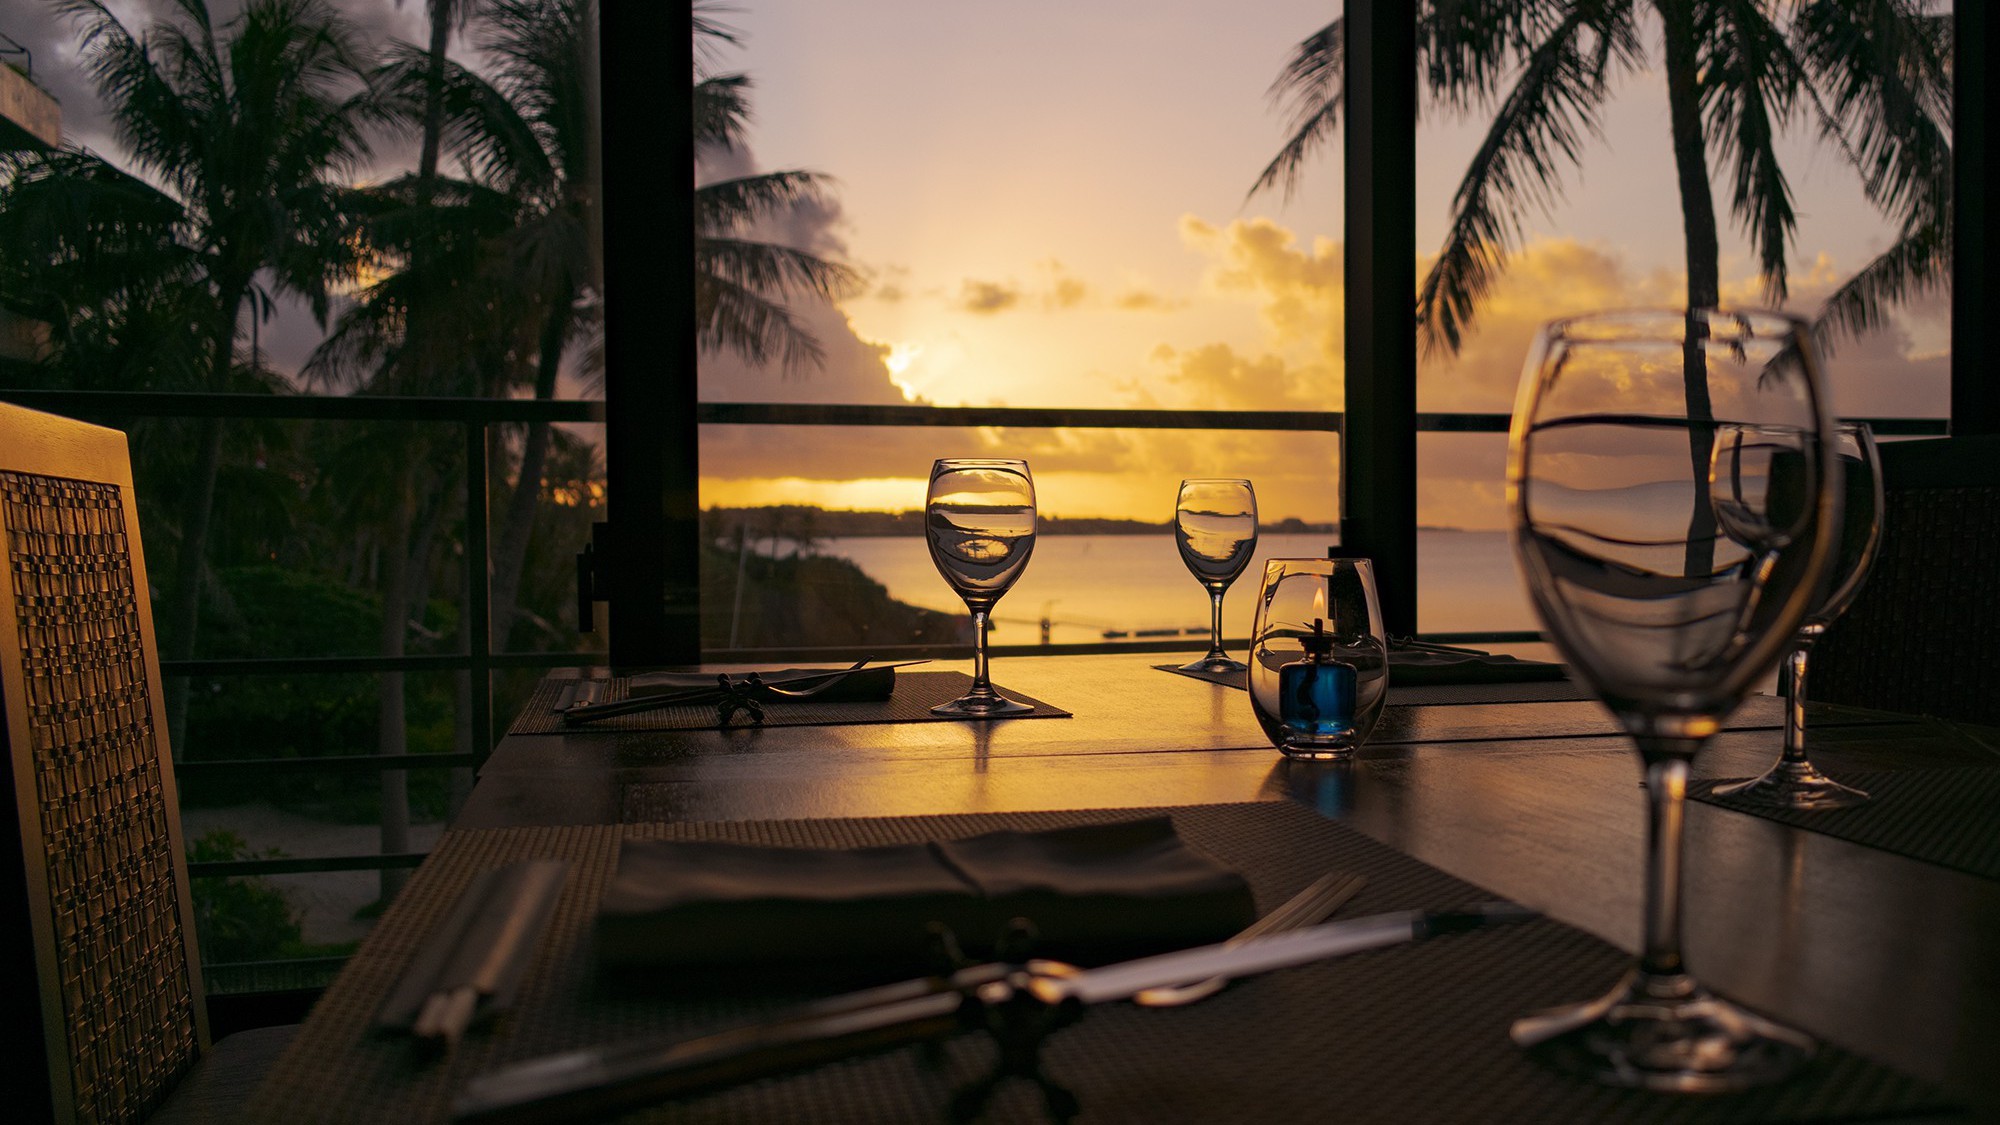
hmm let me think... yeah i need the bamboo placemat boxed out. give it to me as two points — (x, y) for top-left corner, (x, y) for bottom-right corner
(1693, 766), (2000, 881)
(509, 671), (1069, 735)
(244, 802), (1956, 1124)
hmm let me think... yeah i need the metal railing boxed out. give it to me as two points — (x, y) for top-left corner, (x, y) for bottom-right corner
(0, 389), (609, 888)
(0, 386), (1951, 988)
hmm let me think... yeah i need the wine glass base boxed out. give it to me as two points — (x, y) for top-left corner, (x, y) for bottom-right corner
(1177, 655), (1248, 675)
(1512, 967), (1814, 1093)
(931, 693), (1037, 718)
(1713, 761), (1869, 810)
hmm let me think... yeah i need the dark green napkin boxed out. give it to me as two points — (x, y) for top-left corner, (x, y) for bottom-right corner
(595, 818), (1255, 972)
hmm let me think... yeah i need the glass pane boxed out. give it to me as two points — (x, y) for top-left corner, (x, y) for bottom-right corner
(700, 425), (1337, 651)
(1414, 7), (1951, 646)
(694, 2), (1345, 654)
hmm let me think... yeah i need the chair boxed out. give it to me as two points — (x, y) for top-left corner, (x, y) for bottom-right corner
(1810, 434), (2000, 727)
(0, 401), (293, 1125)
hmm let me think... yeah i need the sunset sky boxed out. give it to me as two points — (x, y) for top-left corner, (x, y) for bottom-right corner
(18, 0), (1952, 528)
(694, 0), (1951, 528)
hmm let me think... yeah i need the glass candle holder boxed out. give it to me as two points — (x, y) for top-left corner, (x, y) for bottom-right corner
(1249, 558), (1389, 759)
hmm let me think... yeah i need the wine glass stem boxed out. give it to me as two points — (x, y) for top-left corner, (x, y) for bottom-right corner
(1782, 643), (1813, 766)
(969, 609), (994, 696)
(1639, 755), (1691, 977)
(1207, 589), (1228, 658)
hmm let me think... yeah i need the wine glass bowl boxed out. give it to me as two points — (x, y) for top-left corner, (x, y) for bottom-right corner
(1247, 558), (1388, 759)
(1508, 309), (1838, 1090)
(926, 459), (1037, 717)
(1714, 422), (1882, 809)
(1174, 478), (1258, 675)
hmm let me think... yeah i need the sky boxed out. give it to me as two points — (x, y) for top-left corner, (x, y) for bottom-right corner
(695, 0), (1951, 527)
(10, 0), (1952, 528)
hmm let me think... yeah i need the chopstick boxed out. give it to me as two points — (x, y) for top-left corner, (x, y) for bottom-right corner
(379, 859), (570, 1050)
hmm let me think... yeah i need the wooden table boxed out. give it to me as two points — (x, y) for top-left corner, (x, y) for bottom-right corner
(454, 654), (2000, 1114)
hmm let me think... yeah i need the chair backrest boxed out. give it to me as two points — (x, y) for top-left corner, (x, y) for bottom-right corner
(0, 401), (208, 1125)
(1811, 434), (2000, 726)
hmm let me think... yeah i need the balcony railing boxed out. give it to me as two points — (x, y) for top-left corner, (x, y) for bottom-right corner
(0, 386), (1949, 991)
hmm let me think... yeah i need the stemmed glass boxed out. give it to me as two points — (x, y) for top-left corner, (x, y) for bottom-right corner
(926, 458), (1037, 716)
(1507, 309), (1839, 1091)
(1174, 478), (1258, 675)
(1715, 422), (1882, 809)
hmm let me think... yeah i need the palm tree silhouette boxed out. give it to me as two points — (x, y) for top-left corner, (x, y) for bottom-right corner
(53, 0), (379, 752)
(1251, 2), (1951, 355)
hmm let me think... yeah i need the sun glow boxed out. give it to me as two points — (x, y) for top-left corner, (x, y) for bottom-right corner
(882, 341), (925, 399)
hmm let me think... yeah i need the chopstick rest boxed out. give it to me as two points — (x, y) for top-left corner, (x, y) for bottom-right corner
(376, 859), (570, 1050)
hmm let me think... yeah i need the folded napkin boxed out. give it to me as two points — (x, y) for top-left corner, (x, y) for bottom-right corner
(1387, 644), (1566, 687)
(628, 666), (896, 703)
(596, 818), (1255, 973)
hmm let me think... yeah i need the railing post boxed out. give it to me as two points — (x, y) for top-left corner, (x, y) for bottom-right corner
(465, 422), (493, 764)
(1341, 0), (1420, 635)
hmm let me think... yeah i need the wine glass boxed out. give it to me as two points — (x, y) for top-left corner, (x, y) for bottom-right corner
(1714, 422), (1882, 809)
(1507, 309), (1839, 1091)
(1174, 478), (1258, 675)
(1247, 558), (1389, 759)
(926, 458), (1037, 717)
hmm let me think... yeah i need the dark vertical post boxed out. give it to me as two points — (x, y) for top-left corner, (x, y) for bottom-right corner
(1342, 0), (1419, 635)
(1955, 1), (1996, 436)
(599, 0), (701, 667)
(464, 422), (493, 764)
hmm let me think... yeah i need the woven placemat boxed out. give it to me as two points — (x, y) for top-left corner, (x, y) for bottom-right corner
(508, 671), (1069, 735)
(1692, 767), (2000, 881)
(244, 803), (1954, 1125)
(1152, 663), (1596, 706)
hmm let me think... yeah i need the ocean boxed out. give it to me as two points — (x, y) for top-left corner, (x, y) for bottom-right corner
(816, 529), (1538, 647)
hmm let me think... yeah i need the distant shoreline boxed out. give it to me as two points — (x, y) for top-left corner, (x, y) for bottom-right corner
(705, 505), (1483, 537)
(705, 505), (1338, 537)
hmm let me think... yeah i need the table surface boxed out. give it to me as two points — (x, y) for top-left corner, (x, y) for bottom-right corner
(331, 655), (2000, 1116)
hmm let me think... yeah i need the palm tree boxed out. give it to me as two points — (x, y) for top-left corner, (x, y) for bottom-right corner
(1250, 1), (1952, 356)
(363, 0), (859, 648)
(693, 50), (864, 372)
(56, 0), (378, 751)
(0, 147), (206, 392)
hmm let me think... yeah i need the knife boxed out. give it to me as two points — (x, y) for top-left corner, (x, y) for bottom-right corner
(451, 902), (1538, 1125)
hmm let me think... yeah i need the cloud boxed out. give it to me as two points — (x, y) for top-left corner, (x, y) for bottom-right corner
(1181, 215), (1344, 361)
(1168, 216), (1948, 527)
(1114, 288), (1178, 311)
(957, 279), (1021, 314)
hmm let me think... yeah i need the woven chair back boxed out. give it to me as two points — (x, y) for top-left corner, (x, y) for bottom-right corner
(1812, 435), (2000, 727)
(0, 402), (208, 1125)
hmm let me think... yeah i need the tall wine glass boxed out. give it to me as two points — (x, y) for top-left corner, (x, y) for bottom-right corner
(1175, 478), (1258, 675)
(1507, 309), (1839, 1091)
(926, 458), (1037, 716)
(1715, 422), (1882, 809)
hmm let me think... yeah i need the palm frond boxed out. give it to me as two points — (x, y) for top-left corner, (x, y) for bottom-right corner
(1794, 0), (1951, 236)
(1812, 213), (1948, 354)
(696, 170), (839, 234)
(1417, 6), (1636, 355)
(696, 236), (862, 304)
(1248, 18), (1342, 202)
(1701, 0), (1806, 304)
(697, 272), (825, 373)
(696, 74), (756, 154)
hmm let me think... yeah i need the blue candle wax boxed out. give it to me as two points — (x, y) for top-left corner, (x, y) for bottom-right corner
(1280, 656), (1357, 737)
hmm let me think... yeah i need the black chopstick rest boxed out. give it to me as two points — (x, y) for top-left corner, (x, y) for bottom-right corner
(376, 859), (570, 1049)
